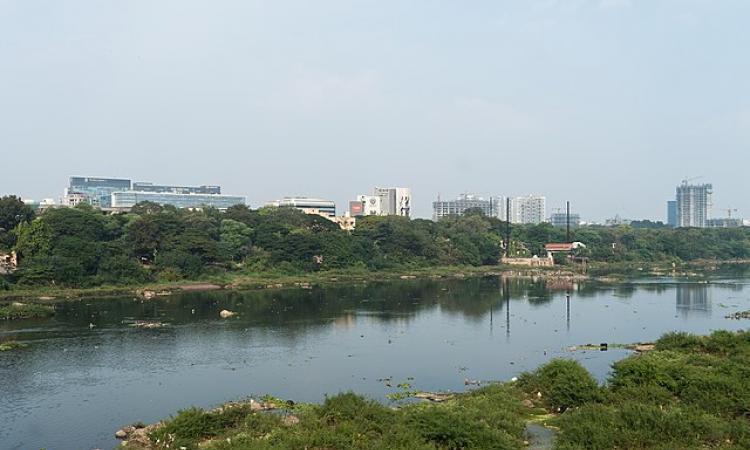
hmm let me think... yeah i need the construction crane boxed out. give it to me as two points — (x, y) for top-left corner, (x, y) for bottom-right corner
(725, 207), (738, 219)
(681, 176), (702, 185)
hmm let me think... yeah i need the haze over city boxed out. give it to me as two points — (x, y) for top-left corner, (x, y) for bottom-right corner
(1, 0), (748, 220)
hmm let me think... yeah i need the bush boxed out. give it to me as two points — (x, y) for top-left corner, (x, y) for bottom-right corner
(95, 256), (150, 285)
(518, 359), (603, 412)
(319, 392), (392, 429)
(406, 406), (518, 450)
(155, 251), (203, 279)
(655, 331), (703, 352)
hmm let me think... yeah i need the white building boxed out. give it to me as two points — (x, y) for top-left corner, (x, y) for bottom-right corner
(433, 194), (504, 220)
(351, 187), (411, 217)
(266, 197), (336, 218)
(374, 187), (411, 217)
(356, 195), (383, 216)
(510, 195), (546, 224)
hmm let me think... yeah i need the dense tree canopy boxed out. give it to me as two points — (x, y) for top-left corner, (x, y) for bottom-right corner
(1, 194), (750, 288)
(0, 195), (35, 249)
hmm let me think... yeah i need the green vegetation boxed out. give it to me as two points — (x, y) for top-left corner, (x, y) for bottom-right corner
(122, 330), (750, 449)
(127, 384), (531, 450)
(2, 195), (750, 291)
(0, 302), (54, 320)
(548, 330), (750, 449)
(518, 359), (604, 412)
(0, 340), (28, 351)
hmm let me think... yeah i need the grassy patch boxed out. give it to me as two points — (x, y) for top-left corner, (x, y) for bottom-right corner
(124, 330), (750, 450)
(549, 330), (750, 450)
(0, 340), (28, 351)
(128, 384), (532, 450)
(0, 302), (54, 320)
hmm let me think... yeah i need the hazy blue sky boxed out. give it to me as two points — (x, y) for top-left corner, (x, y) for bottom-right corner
(1, 0), (748, 220)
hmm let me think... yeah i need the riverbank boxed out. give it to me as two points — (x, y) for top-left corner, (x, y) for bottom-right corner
(0, 264), (585, 304)
(3, 258), (744, 305)
(115, 330), (750, 450)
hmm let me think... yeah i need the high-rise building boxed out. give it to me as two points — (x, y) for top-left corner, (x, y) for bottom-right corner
(266, 197), (336, 218)
(667, 200), (678, 228)
(676, 183), (712, 228)
(550, 212), (581, 229)
(510, 195), (546, 224)
(66, 176), (131, 208)
(432, 194), (503, 221)
(374, 187), (411, 217)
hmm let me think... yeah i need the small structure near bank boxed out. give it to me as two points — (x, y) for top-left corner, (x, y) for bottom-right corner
(0, 252), (18, 275)
(544, 242), (586, 257)
(501, 255), (554, 267)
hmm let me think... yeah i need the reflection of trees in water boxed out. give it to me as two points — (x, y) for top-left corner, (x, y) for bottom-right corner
(676, 284), (711, 317)
(48, 276), (569, 333)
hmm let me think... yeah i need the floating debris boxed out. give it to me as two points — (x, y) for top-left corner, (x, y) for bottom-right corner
(726, 310), (750, 320)
(220, 309), (237, 318)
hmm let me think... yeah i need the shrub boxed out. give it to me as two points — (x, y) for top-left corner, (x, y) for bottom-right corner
(518, 359), (603, 412)
(406, 406), (517, 450)
(655, 331), (703, 352)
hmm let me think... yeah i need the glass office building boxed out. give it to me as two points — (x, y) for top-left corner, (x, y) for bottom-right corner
(67, 177), (132, 208)
(111, 191), (245, 210)
(132, 182), (221, 195)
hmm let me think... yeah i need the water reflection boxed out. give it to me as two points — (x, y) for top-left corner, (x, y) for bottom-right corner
(3, 272), (750, 450)
(676, 284), (711, 317)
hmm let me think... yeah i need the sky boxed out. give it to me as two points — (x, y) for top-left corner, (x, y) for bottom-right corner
(1, 0), (748, 221)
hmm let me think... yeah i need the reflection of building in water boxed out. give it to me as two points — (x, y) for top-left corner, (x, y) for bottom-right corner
(333, 314), (357, 329)
(676, 284), (711, 316)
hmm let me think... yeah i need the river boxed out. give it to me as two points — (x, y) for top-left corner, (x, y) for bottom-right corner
(2, 270), (750, 449)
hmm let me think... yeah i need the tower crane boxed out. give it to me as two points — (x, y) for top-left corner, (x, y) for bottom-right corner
(681, 176), (702, 185)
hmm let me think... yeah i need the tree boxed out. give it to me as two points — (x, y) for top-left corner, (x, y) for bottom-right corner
(0, 195), (35, 249)
(219, 219), (253, 262)
(0, 195), (35, 231)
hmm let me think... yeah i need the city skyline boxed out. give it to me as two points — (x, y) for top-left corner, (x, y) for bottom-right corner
(1, 1), (748, 220)
(5, 172), (746, 224)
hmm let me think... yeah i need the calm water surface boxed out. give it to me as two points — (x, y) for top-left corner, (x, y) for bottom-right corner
(2, 270), (750, 450)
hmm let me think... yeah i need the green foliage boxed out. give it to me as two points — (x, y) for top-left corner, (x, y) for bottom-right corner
(135, 386), (529, 450)
(518, 359), (604, 412)
(95, 256), (150, 285)
(0, 302), (54, 320)
(5, 197), (750, 288)
(555, 330), (750, 450)
(0, 195), (35, 249)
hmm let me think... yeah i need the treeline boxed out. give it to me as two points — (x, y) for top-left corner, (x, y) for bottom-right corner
(1, 195), (750, 288)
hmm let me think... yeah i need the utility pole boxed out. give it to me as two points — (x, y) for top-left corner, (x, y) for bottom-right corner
(566, 201), (571, 243)
(505, 197), (511, 256)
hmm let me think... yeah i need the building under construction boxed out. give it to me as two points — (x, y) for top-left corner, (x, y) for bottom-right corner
(676, 182), (712, 228)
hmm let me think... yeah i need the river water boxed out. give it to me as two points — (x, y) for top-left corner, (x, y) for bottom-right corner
(2, 270), (750, 450)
